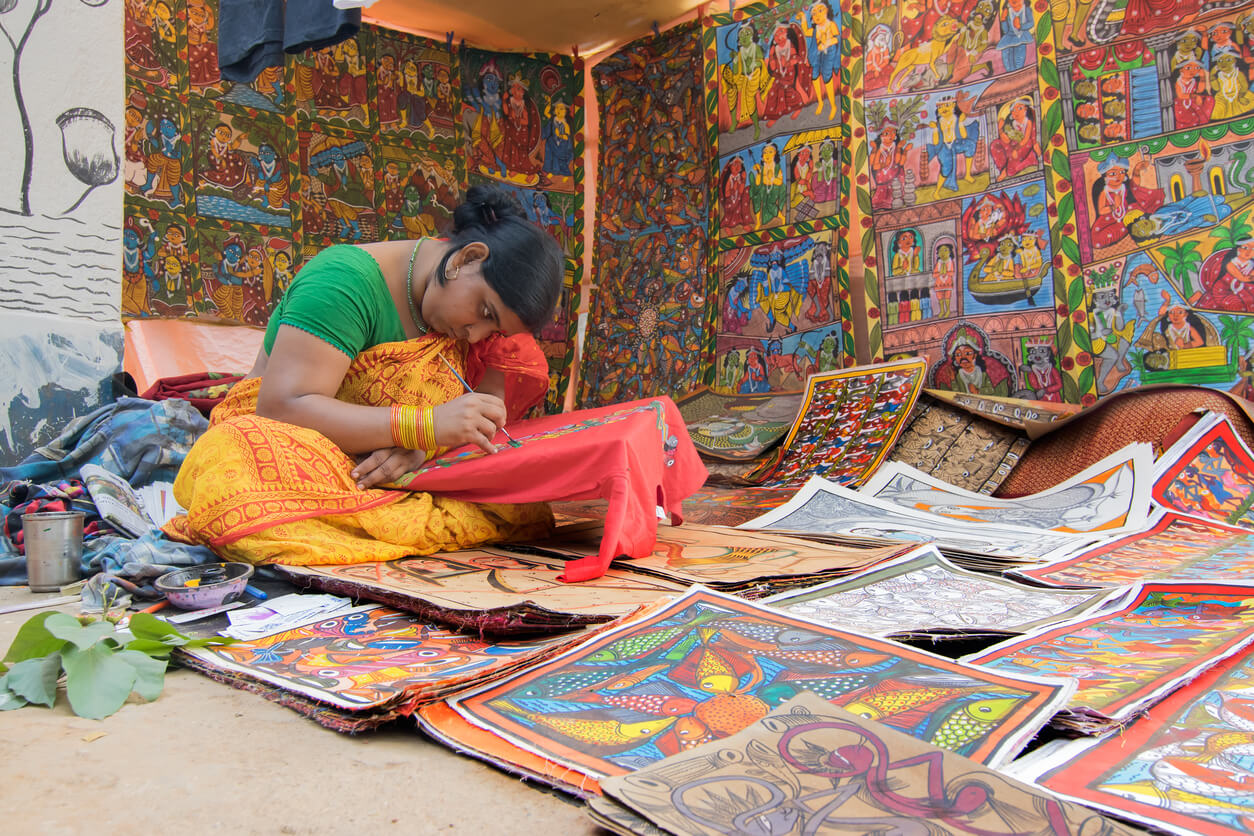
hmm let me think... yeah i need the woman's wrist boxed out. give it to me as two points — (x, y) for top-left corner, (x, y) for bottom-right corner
(390, 405), (438, 453)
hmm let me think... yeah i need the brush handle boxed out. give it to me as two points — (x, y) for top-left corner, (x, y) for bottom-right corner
(437, 353), (521, 447)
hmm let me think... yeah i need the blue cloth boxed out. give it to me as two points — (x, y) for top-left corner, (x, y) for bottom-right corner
(0, 398), (207, 488)
(218, 0), (361, 84)
(0, 398), (211, 588)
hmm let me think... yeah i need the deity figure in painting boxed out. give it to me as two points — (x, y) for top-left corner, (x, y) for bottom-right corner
(931, 242), (956, 317)
(762, 21), (813, 123)
(1089, 280), (1135, 393)
(1089, 157), (1164, 249)
(989, 97), (1040, 180)
(1172, 59), (1214, 129)
(377, 54), (399, 125)
(798, 0), (840, 119)
(720, 156), (755, 232)
(790, 147), (817, 221)
(1211, 49), (1254, 120)
(890, 229), (922, 275)
(1192, 238), (1254, 311)
(999, 0), (1034, 71)
(927, 96), (979, 195)
(722, 22), (770, 135)
(1019, 340), (1062, 402)
(934, 326), (1014, 396)
(750, 144), (787, 228)
(870, 121), (908, 210)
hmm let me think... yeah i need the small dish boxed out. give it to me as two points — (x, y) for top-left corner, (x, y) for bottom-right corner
(155, 562), (254, 610)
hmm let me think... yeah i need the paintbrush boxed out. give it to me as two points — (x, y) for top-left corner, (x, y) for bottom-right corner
(437, 352), (523, 448)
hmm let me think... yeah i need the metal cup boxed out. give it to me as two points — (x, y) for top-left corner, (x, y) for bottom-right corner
(23, 511), (85, 592)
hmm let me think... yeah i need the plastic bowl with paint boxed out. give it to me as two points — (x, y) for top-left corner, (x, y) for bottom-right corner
(155, 562), (254, 610)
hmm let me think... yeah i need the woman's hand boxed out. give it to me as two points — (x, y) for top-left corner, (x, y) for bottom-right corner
(351, 447), (428, 490)
(434, 393), (507, 454)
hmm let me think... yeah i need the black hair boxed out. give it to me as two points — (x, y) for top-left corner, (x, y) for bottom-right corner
(437, 184), (563, 332)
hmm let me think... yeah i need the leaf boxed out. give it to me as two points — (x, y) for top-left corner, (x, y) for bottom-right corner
(1067, 276), (1085, 311)
(1078, 365), (1096, 395)
(4, 654), (62, 708)
(1051, 149), (1071, 181)
(3, 611), (68, 664)
(45, 614), (116, 651)
(120, 639), (175, 659)
(1073, 324), (1093, 353)
(0, 687), (28, 710)
(126, 613), (192, 646)
(115, 650), (168, 702)
(1061, 237), (1081, 265)
(1039, 58), (1060, 92)
(1057, 190), (1075, 225)
(1042, 100), (1062, 142)
(61, 644), (138, 720)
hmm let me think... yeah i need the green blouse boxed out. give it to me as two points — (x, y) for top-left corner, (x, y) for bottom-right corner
(262, 244), (410, 358)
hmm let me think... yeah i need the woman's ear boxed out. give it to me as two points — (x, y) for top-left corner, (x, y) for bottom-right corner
(457, 241), (491, 273)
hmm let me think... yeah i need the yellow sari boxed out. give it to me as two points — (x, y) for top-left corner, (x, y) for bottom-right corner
(164, 335), (554, 565)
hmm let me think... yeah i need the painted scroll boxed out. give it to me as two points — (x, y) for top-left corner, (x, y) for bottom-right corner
(1155, 411), (1254, 527)
(450, 586), (1071, 790)
(860, 442), (1154, 534)
(765, 544), (1113, 639)
(1021, 650), (1254, 836)
(966, 582), (1254, 734)
(1010, 510), (1254, 588)
(594, 691), (1138, 836)
(277, 550), (683, 636)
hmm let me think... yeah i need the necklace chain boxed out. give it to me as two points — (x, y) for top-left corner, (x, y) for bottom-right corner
(405, 240), (428, 335)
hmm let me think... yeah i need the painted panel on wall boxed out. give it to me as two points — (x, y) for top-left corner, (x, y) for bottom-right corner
(578, 20), (713, 407)
(709, 0), (850, 392)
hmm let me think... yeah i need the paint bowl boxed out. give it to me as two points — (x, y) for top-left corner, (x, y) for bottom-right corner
(155, 562), (253, 610)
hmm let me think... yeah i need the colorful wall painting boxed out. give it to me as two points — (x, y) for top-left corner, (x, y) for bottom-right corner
(122, 7), (582, 411)
(1041, 1), (1254, 402)
(861, 442), (1154, 534)
(845, 0), (1254, 405)
(597, 692), (1139, 836)
(178, 604), (585, 711)
(1154, 411), (1254, 527)
(765, 544), (1115, 639)
(578, 21), (712, 408)
(708, 0), (855, 380)
(1023, 649), (1254, 836)
(1010, 510), (1254, 588)
(451, 587), (1072, 782)
(966, 582), (1254, 734)
(715, 229), (845, 395)
(847, 0), (1061, 395)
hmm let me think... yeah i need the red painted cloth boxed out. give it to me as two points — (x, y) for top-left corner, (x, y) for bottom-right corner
(140, 372), (248, 416)
(392, 397), (708, 582)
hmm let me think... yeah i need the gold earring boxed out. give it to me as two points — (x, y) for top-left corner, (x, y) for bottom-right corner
(449, 263), (460, 280)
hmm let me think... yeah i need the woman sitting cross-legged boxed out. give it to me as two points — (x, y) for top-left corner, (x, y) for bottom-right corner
(166, 184), (564, 566)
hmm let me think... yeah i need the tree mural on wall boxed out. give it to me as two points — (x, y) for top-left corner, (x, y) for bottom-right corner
(0, 0), (115, 216)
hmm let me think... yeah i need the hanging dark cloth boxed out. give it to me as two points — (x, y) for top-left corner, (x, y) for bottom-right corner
(218, 0), (361, 83)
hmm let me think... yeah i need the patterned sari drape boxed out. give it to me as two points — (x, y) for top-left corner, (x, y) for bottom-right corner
(164, 335), (554, 565)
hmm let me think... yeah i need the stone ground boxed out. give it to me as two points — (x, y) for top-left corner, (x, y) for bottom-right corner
(0, 588), (600, 835)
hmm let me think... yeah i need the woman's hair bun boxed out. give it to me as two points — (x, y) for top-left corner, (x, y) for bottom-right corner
(453, 184), (526, 232)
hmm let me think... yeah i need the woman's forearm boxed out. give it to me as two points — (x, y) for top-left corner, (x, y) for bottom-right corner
(256, 391), (394, 455)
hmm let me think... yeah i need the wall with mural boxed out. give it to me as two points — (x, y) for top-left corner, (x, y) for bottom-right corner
(122, 0), (584, 413)
(577, 0), (1254, 410)
(0, 0), (124, 464)
(579, 0), (851, 409)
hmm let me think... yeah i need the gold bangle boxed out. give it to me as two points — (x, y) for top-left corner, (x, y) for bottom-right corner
(389, 405), (404, 448)
(419, 406), (437, 453)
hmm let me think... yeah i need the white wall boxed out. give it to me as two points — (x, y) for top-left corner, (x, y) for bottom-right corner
(0, 0), (123, 463)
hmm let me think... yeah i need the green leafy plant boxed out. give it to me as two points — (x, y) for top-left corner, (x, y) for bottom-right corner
(0, 611), (234, 719)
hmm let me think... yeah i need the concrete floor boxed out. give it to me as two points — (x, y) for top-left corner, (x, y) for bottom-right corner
(0, 588), (600, 835)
